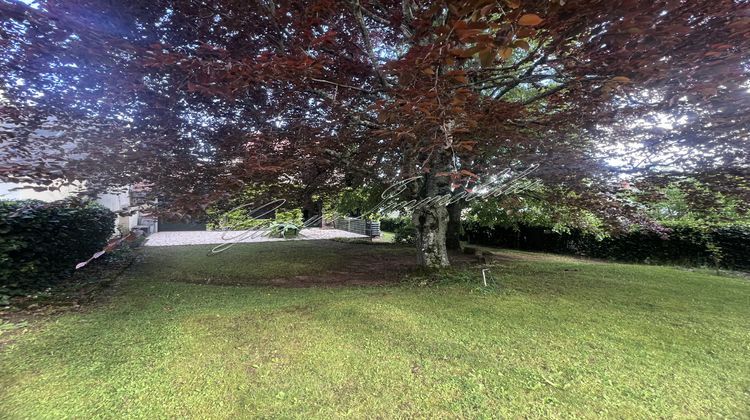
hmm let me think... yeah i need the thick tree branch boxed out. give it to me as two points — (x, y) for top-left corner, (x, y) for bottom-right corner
(309, 77), (376, 93)
(358, 5), (390, 26)
(521, 82), (569, 105)
(493, 54), (549, 100)
(350, 0), (390, 89)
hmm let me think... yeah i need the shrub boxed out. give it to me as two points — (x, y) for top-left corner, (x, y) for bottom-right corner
(379, 217), (401, 232)
(710, 224), (750, 270)
(274, 209), (303, 225)
(394, 222), (416, 245)
(207, 206), (268, 230)
(381, 216), (416, 244)
(208, 206), (304, 233)
(462, 220), (750, 270)
(268, 222), (299, 238)
(0, 199), (115, 298)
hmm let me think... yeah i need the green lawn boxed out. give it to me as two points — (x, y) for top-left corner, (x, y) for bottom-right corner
(1, 241), (749, 418)
(377, 231), (396, 243)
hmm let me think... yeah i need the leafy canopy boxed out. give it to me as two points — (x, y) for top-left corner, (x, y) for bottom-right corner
(0, 0), (747, 226)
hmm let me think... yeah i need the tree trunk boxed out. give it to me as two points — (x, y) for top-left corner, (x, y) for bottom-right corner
(413, 202), (450, 267)
(445, 201), (463, 250)
(301, 196), (323, 227)
(408, 150), (452, 268)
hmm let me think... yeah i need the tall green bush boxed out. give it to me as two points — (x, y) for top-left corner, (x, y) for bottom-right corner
(380, 216), (416, 244)
(0, 199), (115, 299)
(269, 209), (304, 238)
(208, 205), (305, 238)
(463, 220), (750, 270)
(708, 224), (750, 269)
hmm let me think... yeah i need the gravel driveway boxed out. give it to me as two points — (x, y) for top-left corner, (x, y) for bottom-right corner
(144, 228), (367, 247)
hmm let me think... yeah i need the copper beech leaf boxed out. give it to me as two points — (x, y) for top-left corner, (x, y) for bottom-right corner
(478, 48), (495, 67)
(456, 141), (477, 151)
(519, 14), (543, 26)
(454, 75), (469, 84)
(456, 28), (484, 41)
(460, 169), (480, 179)
(513, 39), (530, 50)
(499, 47), (514, 60)
(446, 70), (469, 84)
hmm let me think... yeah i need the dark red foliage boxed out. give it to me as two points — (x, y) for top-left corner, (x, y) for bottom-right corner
(1, 0), (748, 222)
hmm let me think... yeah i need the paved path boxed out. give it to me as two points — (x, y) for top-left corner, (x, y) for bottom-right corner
(144, 228), (367, 247)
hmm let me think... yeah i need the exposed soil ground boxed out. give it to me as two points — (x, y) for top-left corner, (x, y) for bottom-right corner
(265, 246), (482, 287)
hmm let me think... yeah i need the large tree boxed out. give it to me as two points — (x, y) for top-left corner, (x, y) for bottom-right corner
(1, 0), (748, 266)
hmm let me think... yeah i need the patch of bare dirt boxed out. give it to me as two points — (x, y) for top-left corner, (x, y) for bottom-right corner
(265, 249), (481, 288)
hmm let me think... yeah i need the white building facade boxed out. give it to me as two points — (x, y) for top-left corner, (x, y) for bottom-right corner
(0, 182), (156, 235)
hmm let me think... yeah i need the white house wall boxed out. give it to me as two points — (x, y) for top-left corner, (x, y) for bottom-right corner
(0, 182), (77, 202)
(0, 182), (140, 235)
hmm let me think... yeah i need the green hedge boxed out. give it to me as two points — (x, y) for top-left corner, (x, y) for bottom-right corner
(380, 216), (416, 244)
(379, 217), (403, 232)
(463, 221), (750, 270)
(0, 199), (115, 297)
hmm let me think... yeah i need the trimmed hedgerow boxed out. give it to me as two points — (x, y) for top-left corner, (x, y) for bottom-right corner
(462, 220), (750, 270)
(0, 199), (115, 299)
(708, 224), (750, 269)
